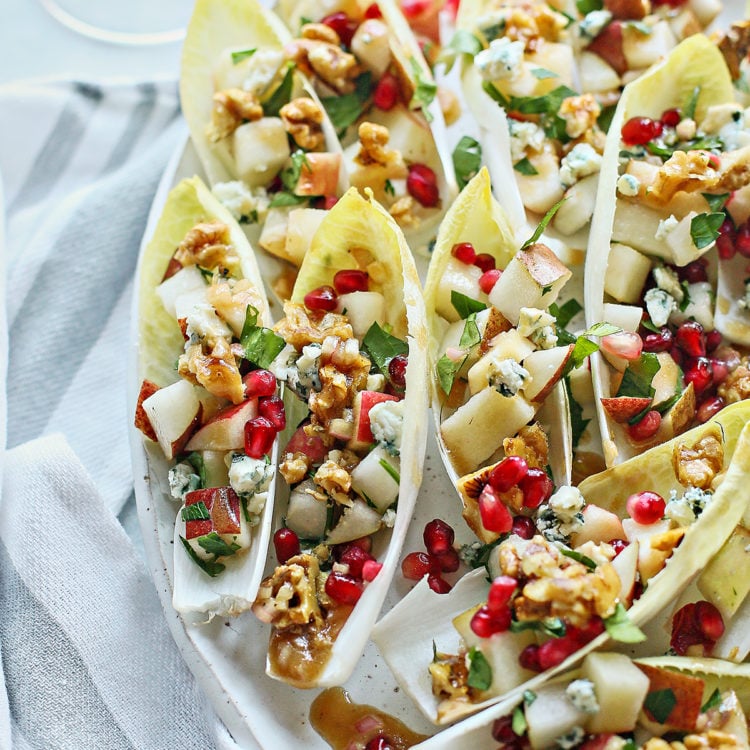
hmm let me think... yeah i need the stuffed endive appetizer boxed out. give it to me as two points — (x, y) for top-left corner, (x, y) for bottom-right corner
(409, 654), (750, 750)
(273, 0), (458, 253)
(250, 187), (428, 688)
(372, 407), (750, 724)
(585, 34), (750, 467)
(180, 0), (348, 268)
(132, 176), (283, 617)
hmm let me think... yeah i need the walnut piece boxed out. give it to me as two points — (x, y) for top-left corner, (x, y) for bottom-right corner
(718, 360), (750, 405)
(273, 302), (354, 350)
(429, 648), (473, 702)
(503, 423), (550, 471)
(673, 433), (724, 490)
(389, 195), (420, 228)
(314, 456), (355, 505)
(286, 39), (360, 93)
(300, 22), (341, 45)
(280, 451), (311, 484)
(644, 730), (744, 750)
(559, 94), (601, 140)
(715, 21), (750, 79)
(207, 88), (263, 142)
(354, 122), (407, 172)
(280, 97), (325, 151)
(173, 221), (238, 273)
(500, 5), (567, 48)
(207, 276), (265, 338)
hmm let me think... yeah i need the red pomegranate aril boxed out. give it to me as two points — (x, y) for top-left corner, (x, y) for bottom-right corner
(642, 327), (673, 353)
(470, 604), (510, 637)
(695, 600), (725, 641)
(364, 2), (383, 17)
(487, 576), (517, 612)
(611, 538), (629, 556)
(473, 253), (496, 273)
(423, 518), (455, 556)
(675, 320), (706, 357)
(661, 108), (681, 127)
(519, 467), (553, 509)
(244, 416), (276, 458)
(710, 358), (729, 386)
(365, 737), (395, 750)
(388, 354), (408, 389)
(511, 515), (536, 539)
(680, 260), (708, 284)
(519, 644), (541, 672)
(333, 268), (369, 294)
(492, 715), (518, 743)
(626, 490), (666, 525)
(669, 345), (685, 369)
(401, 551), (440, 580)
(435, 548), (461, 573)
(479, 485), (514, 533)
(621, 116), (663, 145)
(706, 329), (723, 353)
(715, 345), (741, 371)
(697, 395), (725, 423)
(244, 369), (276, 398)
(340, 544), (374, 579)
(451, 241), (477, 265)
(716, 218), (737, 260)
(736, 221), (750, 258)
(372, 73), (399, 111)
(259, 395), (286, 431)
(489, 455), (529, 492)
(407, 163), (440, 207)
(427, 574), (452, 594)
(320, 11), (358, 47)
(685, 357), (714, 396)
(600, 331), (643, 361)
(344, 536), (373, 555)
(671, 602), (700, 655)
(479, 268), (502, 294)
(273, 528), (300, 564)
(627, 410), (661, 441)
(401, 0), (431, 16)
(537, 636), (578, 671)
(304, 285), (338, 311)
(325, 571), (363, 605)
(362, 559), (383, 582)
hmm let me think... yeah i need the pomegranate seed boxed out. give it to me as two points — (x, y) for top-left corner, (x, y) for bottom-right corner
(679, 260), (708, 284)
(451, 242), (476, 265)
(473, 253), (496, 273)
(244, 416), (276, 458)
(716, 218), (737, 260)
(304, 285), (338, 311)
(487, 576), (517, 612)
(492, 715), (518, 743)
(685, 357), (714, 395)
(401, 551), (440, 580)
(695, 600), (725, 641)
(626, 490), (666, 525)
(737, 222), (750, 258)
(333, 269), (369, 294)
(642, 327), (673, 353)
(244, 369), (276, 398)
(362, 559), (383, 582)
(711, 358), (729, 386)
(340, 544), (374, 579)
(600, 331), (643, 361)
(470, 604), (510, 637)
(372, 73), (399, 111)
(715, 345), (741, 371)
(401, 0), (431, 16)
(697, 395), (725, 423)
(511, 515), (536, 539)
(388, 354), (408, 389)
(621, 116), (663, 145)
(407, 163), (440, 208)
(706, 329), (723, 353)
(259, 395), (286, 431)
(478, 485), (513, 533)
(479, 268), (502, 294)
(670, 345), (685, 368)
(661, 108), (681, 127)
(671, 602), (700, 655)
(427, 574), (452, 594)
(435, 548), (461, 573)
(488, 455), (529, 492)
(537, 636), (579, 670)
(320, 11), (358, 47)
(519, 467), (553, 509)
(568, 618), (605, 644)
(273, 528), (300, 563)
(423, 518), (455, 555)
(675, 321), (706, 357)
(611, 539), (629, 556)
(365, 737), (394, 750)
(627, 410), (661, 441)
(347, 536), (373, 554)
(364, 2), (382, 17)
(519, 644), (541, 672)
(325, 571), (363, 605)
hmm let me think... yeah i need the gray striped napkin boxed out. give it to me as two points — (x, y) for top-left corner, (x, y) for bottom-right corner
(0, 80), (246, 750)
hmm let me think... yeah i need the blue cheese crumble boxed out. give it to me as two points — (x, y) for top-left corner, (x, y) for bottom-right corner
(560, 144), (602, 189)
(557, 727), (586, 750)
(271, 343), (322, 399)
(537, 485), (585, 543)
(566, 679), (599, 714)
(655, 215), (679, 241)
(616, 173), (640, 197)
(369, 399), (405, 456)
(509, 120), (546, 162)
(653, 265), (684, 302)
(665, 486), (713, 527)
(644, 288), (677, 328)
(228, 453), (273, 518)
(578, 10), (612, 40)
(518, 307), (558, 349)
(475, 38), (525, 82)
(168, 462), (201, 500)
(186, 302), (233, 343)
(488, 358), (529, 397)
(212, 181), (269, 224)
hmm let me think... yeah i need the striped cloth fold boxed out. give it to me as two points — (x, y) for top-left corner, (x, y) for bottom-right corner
(0, 80), (248, 750)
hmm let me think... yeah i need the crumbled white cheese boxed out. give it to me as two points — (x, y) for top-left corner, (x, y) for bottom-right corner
(566, 679), (599, 714)
(671, 281), (714, 331)
(238, 48), (285, 97)
(655, 215), (679, 241)
(549, 485), (585, 524)
(578, 10), (612, 40)
(212, 181), (269, 225)
(369, 399), (405, 456)
(272, 343), (322, 399)
(382, 508), (397, 528)
(228, 453), (273, 496)
(488, 358), (530, 396)
(536, 485), (585, 543)
(557, 727), (586, 750)
(616, 173), (640, 197)
(168, 462), (200, 500)
(186, 302), (233, 343)
(665, 486), (713, 527)
(676, 118), (697, 141)
(559, 143), (602, 189)
(475, 37), (525, 82)
(717, 110), (750, 152)
(644, 288), (677, 328)
(509, 120), (546, 162)
(653, 265), (684, 302)
(518, 307), (558, 350)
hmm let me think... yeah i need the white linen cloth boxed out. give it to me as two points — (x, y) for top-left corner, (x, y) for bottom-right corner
(0, 79), (247, 749)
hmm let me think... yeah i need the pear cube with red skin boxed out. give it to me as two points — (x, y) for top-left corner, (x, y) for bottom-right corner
(601, 396), (653, 423)
(571, 504), (626, 545)
(293, 152), (341, 197)
(185, 398), (258, 452)
(184, 486), (242, 539)
(637, 663), (705, 732)
(349, 391), (400, 450)
(587, 21), (627, 75)
(134, 379), (160, 442)
(284, 425), (329, 464)
(142, 379), (202, 460)
(521, 344), (574, 402)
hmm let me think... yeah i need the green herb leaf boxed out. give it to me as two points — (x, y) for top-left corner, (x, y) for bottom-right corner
(467, 647), (493, 690)
(240, 305), (286, 369)
(181, 501), (211, 522)
(597, 104), (616, 133)
(453, 135), (482, 190)
(409, 57), (437, 121)
(460, 538), (504, 570)
(565, 378), (590, 449)
(437, 354), (464, 395)
(197, 532), (241, 558)
(684, 86), (701, 120)
(531, 67), (558, 80)
(263, 63), (294, 117)
(615, 352), (660, 400)
(321, 71), (372, 133)
(187, 452), (207, 488)
(625, 20), (652, 34)
(452, 290), (487, 319)
(362, 322), (409, 377)
(384, 179), (396, 197)
(459, 313), (482, 350)
(514, 157), (539, 176)
(701, 687), (722, 713)
(179, 537), (226, 577)
(231, 48), (257, 64)
(702, 193), (730, 212)
(691, 212), (724, 250)
(583, 322), (622, 337)
(560, 548), (596, 569)
(438, 29), (483, 73)
(644, 688), (677, 724)
(576, 0), (603, 12)
(512, 707), (528, 736)
(521, 198), (567, 250)
(379, 458), (401, 484)
(566, 336), (599, 374)
(510, 618), (567, 638)
(550, 299), (583, 329)
(268, 191), (307, 208)
(604, 602), (647, 643)
(523, 690), (537, 706)
(281, 149), (311, 192)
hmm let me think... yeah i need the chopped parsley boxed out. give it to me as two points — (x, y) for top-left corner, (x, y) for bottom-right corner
(453, 135), (482, 190)
(231, 48), (256, 64)
(452, 290), (487, 318)
(181, 502), (211, 522)
(409, 57), (437, 121)
(362, 321), (409, 378)
(615, 352), (660, 400)
(690, 212), (724, 250)
(521, 197), (567, 249)
(240, 305), (286, 369)
(438, 30), (483, 73)
(179, 537), (226, 577)
(644, 688), (677, 724)
(514, 157), (539, 176)
(467, 647), (492, 690)
(262, 63), (294, 117)
(604, 602), (646, 643)
(320, 71), (372, 134)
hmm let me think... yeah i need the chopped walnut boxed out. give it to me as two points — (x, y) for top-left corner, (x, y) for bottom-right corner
(173, 221), (238, 273)
(644, 731), (744, 750)
(207, 88), (263, 142)
(500, 5), (567, 48)
(389, 195), (421, 228)
(178, 336), (245, 404)
(559, 94), (601, 140)
(286, 39), (360, 93)
(354, 122), (407, 173)
(273, 302), (354, 350)
(311, 365), (351, 426)
(280, 451), (311, 484)
(673, 433), (724, 490)
(429, 648), (473, 701)
(300, 22), (341, 45)
(280, 97), (326, 151)
(206, 276), (265, 337)
(503, 424), (550, 471)
(715, 20), (750, 79)
(314, 452), (359, 505)
(252, 553), (322, 629)
(718, 361), (750, 404)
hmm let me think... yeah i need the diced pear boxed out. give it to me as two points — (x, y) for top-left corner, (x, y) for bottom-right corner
(156, 265), (207, 318)
(293, 152), (341, 197)
(651, 351), (681, 405)
(726, 183), (750, 226)
(185, 398), (258, 452)
(714, 592), (750, 661)
(350, 19), (391, 78)
(571, 504), (626, 545)
(622, 518), (678, 583)
(488, 244), (572, 325)
(612, 201), (672, 259)
(669, 8), (702, 40)
(174, 285), (210, 323)
(284, 208), (327, 266)
(259, 206), (292, 259)
(350, 445), (400, 513)
(705, 690), (749, 746)
(697, 525), (750, 620)
(143, 379), (202, 460)
(466, 330), (536, 396)
(604, 243), (652, 304)
(525, 683), (589, 750)
(580, 652), (649, 734)
(521, 344), (574, 403)
(554, 174), (599, 236)
(526, 43), (575, 90)
(516, 149), (566, 215)
(232, 117), (290, 187)
(578, 50), (621, 93)
(213, 47), (285, 95)
(664, 212), (712, 266)
(286, 479), (329, 540)
(440, 389), (537, 476)
(568, 364), (594, 414)
(622, 21), (677, 70)
(325, 499), (382, 545)
(435, 256), (484, 323)
(201, 450), (230, 487)
(637, 663), (704, 732)
(687, 0), (721, 27)
(336, 291), (385, 340)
